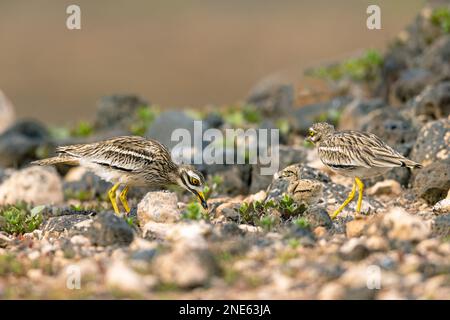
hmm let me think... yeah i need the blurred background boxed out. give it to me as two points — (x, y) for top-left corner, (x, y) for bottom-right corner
(0, 0), (424, 125)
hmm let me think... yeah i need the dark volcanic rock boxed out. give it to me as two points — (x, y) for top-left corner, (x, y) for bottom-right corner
(41, 214), (91, 236)
(303, 206), (332, 229)
(338, 98), (386, 131)
(0, 120), (51, 168)
(359, 108), (419, 186)
(411, 81), (450, 122)
(393, 68), (434, 103)
(246, 79), (294, 118)
(410, 118), (449, 165)
(432, 214), (450, 238)
(94, 94), (149, 131)
(291, 97), (351, 134)
(87, 212), (134, 246)
(413, 160), (450, 204)
(420, 34), (450, 80)
(145, 111), (205, 153)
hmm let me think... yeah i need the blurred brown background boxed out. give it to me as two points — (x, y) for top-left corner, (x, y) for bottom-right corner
(0, 0), (424, 125)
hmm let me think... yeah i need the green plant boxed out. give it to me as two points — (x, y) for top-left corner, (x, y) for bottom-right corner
(0, 203), (44, 235)
(182, 202), (209, 220)
(0, 254), (25, 276)
(130, 105), (156, 136)
(242, 105), (262, 124)
(292, 217), (310, 229)
(279, 194), (307, 217)
(276, 118), (290, 136)
(257, 214), (277, 231)
(124, 216), (138, 227)
(72, 121), (94, 137)
(64, 189), (95, 201)
(431, 7), (450, 33)
(308, 49), (383, 82)
(314, 108), (342, 127)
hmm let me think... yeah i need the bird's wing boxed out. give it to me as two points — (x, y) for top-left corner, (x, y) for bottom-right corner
(57, 136), (172, 171)
(320, 131), (408, 169)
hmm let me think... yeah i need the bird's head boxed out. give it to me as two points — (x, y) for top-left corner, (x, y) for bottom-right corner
(306, 122), (335, 144)
(177, 165), (208, 210)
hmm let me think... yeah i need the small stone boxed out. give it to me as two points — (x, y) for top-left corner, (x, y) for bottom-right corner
(432, 198), (450, 214)
(313, 226), (327, 238)
(367, 180), (402, 196)
(0, 166), (63, 206)
(0, 120), (50, 167)
(106, 260), (147, 292)
(381, 207), (431, 242)
(41, 214), (91, 236)
(153, 244), (220, 288)
(366, 236), (389, 252)
(339, 238), (370, 261)
(304, 206), (332, 229)
(214, 201), (241, 221)
(346, 218), (369, 238)
(318, 282), (345, 300)
(0, 232), (11, 248)
(137, 191), (181, 224)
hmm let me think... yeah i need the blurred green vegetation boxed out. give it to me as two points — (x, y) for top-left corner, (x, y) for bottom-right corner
(307, 49), (383, 82)
(129, 105), (158, 136)
(431, 7), (450, 33)
(0, 203), (44, 235)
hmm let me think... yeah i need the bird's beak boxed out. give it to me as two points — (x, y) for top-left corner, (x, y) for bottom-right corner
(196, 191), (208, 210)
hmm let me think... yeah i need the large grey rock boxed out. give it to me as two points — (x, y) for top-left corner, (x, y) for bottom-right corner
(413, 160), (450, 204)
(291, 97), (351, 134)
(358, 107), (418, 186)
(0, 166), (63, 206)
(338, 98), (386, 131)
(86, 212), (134, 246)
(246, 79), (294, 117)
(411, 81), (450, 122)
(145, 111), (205, 156)
(94, 94), (149, 131)
(410, 118), (449, 165)
(393, 68), (434, 103)
(420, 35), (450, 80)
(0, 120), (50, 168)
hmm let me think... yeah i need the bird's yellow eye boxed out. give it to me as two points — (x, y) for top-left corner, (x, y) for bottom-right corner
(309, 130), (315, 137)
(190, 178), (200, 186)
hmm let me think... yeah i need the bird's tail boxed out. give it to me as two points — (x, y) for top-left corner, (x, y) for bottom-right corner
(31, 155), (79, 166)
(401, 158), (422, 169)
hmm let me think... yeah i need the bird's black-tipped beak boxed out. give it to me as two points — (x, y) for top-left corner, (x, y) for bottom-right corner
(196, 191), (208, 210)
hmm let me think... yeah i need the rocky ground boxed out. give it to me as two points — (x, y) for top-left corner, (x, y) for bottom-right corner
(0, 4), (449, 299)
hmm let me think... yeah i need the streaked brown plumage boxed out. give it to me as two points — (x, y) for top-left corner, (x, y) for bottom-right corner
(307, 122), (421, 219)
(32, 136), (207, 214)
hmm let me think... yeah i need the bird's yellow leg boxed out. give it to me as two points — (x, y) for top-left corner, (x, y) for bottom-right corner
(119, 185), (130, 214)
(108, 183), (121, 215)
(355, 177), (364, 213)
(331, 180), (357, 219)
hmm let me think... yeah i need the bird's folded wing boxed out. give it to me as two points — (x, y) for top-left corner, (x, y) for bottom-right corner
(56, 137), (159, 171)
